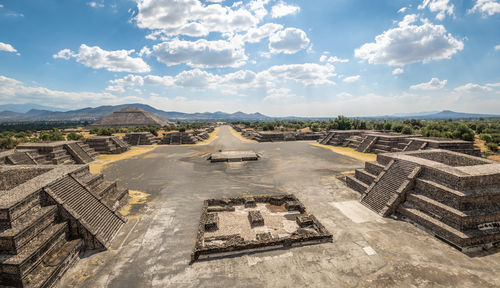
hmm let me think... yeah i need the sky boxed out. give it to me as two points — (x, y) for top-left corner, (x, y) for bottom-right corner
(0, 0), (499, 117)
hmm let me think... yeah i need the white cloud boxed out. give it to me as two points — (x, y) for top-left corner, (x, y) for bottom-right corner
(53, 44), (151, 73)
(138, 46), (152, 57)
(495, 44), (500, 51)
(336, 92), (353, 99)
(239, 23), (283, 43)
(0, 75), (142, 108)
(454, 83), (492, 93)
(486, 82), (500, 87)
(354, 14), (463, 66)
(265, 63), (335, 86)
(320, 54), (349, 63)
(0, 42), (19, 55)
(271, 1), (300, 18)
(418, 0), (454, 20)
(410, 77), (447, 90)
(264, 88), (296, 101)
(392, 68), (404, 75)
(268, 27), (310, 54)
(398, 7), (408, 13)
(87, 1), (105, 8)
(343, 75), (360, 83)
(134, 0), (264, 37)
(0, 4), (3, 8)
(152, 38), (247, 68)
(468, 0), (500, 16)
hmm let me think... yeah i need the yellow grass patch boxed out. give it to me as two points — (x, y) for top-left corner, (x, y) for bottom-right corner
(310, 142), (377, 162)
(229, 126), (258, 143)
(89, 145), (157, 174)
(119, 190), (150, 217)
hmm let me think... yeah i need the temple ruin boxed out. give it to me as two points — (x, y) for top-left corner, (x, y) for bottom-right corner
(0, 164), (128, 287)
(1, 141), (98, 165)
(123, 132), (159, 146)
(192, 194), (332, 261)
(346, 149), (500, 252)
(86, 136), (130, 154)
(208, 151), (259, 162)
(90, 107), (175, 128)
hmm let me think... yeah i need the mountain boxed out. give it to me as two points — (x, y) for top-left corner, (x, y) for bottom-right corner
(0, 103), (66, 113)
(0, 103), (272, 122)
(417, 110), (500, 119)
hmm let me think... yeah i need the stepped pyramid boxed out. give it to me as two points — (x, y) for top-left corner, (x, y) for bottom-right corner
(90, 107), (174, 128)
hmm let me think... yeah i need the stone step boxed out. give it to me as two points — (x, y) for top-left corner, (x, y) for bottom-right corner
(22, 239), (83, 288)
(78, 173), (104, 189)
(398, 206), (500, 251)
(346, 175), (368, 194)
(406, 193), (500, 230)
(354, 169), (376, 185)
(0, 222), (68, 280)
(365, 161), (384, 175)
(373, 144), (391, 151)
(0, 206), (58, 254)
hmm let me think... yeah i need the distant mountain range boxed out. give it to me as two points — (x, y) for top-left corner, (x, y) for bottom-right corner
(0, 103), (498, 122)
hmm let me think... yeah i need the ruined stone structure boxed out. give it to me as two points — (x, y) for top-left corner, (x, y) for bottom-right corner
(192, 194), (332, 261)
(239, 129), (324, 142)
(160, 128), (214, 145)
(320, 130), (480, 156)
(209, 151), (259, 162)
(0, 165), (127, 287)
(123, 132), (159, 146)
(90, 107), (175, 128)
(1, 141), (98, 165)
(86, 136), (130, 154)
(346, 149), (500, 252)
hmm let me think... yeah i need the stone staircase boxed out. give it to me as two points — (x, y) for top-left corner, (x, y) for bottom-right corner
(356, 136), (378, 153)
(64, 143), (94, 164)
(359, 159), (421, 216)
(403, 139), (427, 151)
(5, 152), (37, 165)
(87, 136), (130, 154)
(319, 132), (334, 145)
(160, 132), (200, 144)
(123, 132), (158, 145)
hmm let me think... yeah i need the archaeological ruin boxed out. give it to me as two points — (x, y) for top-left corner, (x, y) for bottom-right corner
(192, 194), (332, 261)
(123, 132), (159, 146)
(86, 136), (130, 154)
(89, 107), (175, 128)
(0, 141), (98, 165)
(346, 149), (500, 252)
(0, 164), (128, 287)
(208, 151), (259, 162)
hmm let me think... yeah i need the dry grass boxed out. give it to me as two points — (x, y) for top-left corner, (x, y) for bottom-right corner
(89, 145), (157, 174)
(474, 136), (500, 163)
(229, 126), (258, 143)
(310, 142), (377, 162)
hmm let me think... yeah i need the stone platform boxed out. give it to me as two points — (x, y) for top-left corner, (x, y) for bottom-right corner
(208, 151), (259, 162)
(0, 165), (128, 287)
(192, 194), (332, 261)
(346, 149), (500, 252)
(86, 136), (130, 154)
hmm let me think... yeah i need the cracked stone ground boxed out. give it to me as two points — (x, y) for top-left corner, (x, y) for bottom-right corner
(59, 126), (500, 288)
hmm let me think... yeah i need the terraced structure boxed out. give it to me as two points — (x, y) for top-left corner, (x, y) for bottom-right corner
(86, 136), (130, 154)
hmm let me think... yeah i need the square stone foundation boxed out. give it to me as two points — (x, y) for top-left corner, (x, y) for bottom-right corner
(209, 151), (259, 162)
(192, 194), (332, 261)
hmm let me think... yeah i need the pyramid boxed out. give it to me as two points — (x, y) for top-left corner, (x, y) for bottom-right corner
(90, 107), (175, 128)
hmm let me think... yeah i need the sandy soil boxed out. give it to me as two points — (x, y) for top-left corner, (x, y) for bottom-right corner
(89, 146), (157, 174)
(310, 142), (377, 162)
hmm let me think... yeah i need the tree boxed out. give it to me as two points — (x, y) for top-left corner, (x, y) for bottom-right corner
(66, 132), (84, 141)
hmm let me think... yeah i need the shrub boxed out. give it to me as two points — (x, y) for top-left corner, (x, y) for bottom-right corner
(401, 125), (413, 135)
(66, 132), (84, 141)
(487, 142), (498, 152)
(480, 134), (493, 143)
(392, 123), (405, 133)
(383, 122), (392, 131)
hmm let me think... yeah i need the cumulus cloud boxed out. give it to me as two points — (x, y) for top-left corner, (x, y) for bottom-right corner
(454, 83), (492, 93)
(265, 63), (335, 86)
(0, 75), (141, 108)
(354, 14), (463, 66)
(268, 27), (310, 54)
(264, 88), (296, 101)
(392, 68), (404, 75)
(410, 77), (447, 90)
(239, 23), (283, 43)
(336, 92), (353, 99)
(87, 1), (104, 8)
(319, 54), (349, 63)
(343, 75), (360, 83)
(152, 38), (247, 68)
(398, 7), (408, 13)
(468, 0), (500, 16)
(53, 44), (151, 73)
(418, 0), (454, 20)
(271, 1), (300, 18)
(134, 0), (266, 37)
(495, 44), (500, 51)
(0, 42), (19, 55)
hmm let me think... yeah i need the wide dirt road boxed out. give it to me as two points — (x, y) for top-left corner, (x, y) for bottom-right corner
(60, 126), (500, 288)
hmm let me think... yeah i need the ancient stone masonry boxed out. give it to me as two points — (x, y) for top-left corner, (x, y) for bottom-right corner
(208, 151), (259, 162)
(90, 107), (175, 128)
(319, 130), (480, 156)
(123, 132), (159, 146)
(192, 194), (332, 261)
(0, 165), (127, 287)
(239, 129), (325, 142)
(347, 149), (500, 252)
(86, 136), (130, 154)
(1, 141), (98, 166)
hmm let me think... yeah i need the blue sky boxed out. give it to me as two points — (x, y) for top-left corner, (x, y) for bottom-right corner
(0, 0), (499, 116)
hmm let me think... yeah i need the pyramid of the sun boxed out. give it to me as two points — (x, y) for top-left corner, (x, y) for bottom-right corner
(90, 107), (174, 128)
